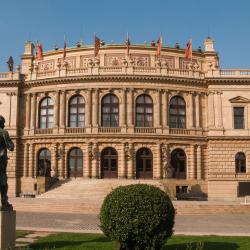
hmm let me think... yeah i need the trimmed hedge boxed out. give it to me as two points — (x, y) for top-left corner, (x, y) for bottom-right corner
(99, 184), (175, 250)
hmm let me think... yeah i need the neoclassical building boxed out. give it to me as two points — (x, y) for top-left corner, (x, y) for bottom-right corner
(0, 38), (250, 200)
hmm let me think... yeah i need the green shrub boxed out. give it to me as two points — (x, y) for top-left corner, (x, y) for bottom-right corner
(99, 184), (175, 250)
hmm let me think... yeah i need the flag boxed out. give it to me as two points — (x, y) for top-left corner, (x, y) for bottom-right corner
(63, 37), (67, 59)
(156, 34), (162, 57)
(125, 32), (130, 56)
(36, 42), (43, 60)
(185, 39), (192, 60)
(94, 34), (101, 57)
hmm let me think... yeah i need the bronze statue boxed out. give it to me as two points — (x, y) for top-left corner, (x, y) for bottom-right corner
(7, 56), (14, 72)
(0, 116), (14, 211)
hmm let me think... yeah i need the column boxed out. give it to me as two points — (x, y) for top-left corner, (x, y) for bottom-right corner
(91, 143), (99, 178)
(120, 89), (126, 127)
(162, 91), (168, 128)
(23, 143), (29, 177)
(188, 145), (195, 179)
(154, 90), (161, 127)
(53, 144), (58, 177)
(92, 89), (99, 127)
(119, 144), (126, 178)
(197, 145), (202, 180)
(85, 89), (92, 127)
(127, 89), (134, 127)
(216, 91), (223, 128)
(84, 144), (91, 178)
(189, 92), (194, 128)
(58, 144), (64, 178)
(195, 93), (200, 128)
(28, 144), (34, 177)
(208, 91), (215, 127)
(127, 143), (134, 178)
(30, 93), (37, 129)
(25, 93), (31, 129)
(154, 144), (162, 178)
(55, 91), (60, 128)
(60, 91), (66, 128)
(64, 147), (68, 178)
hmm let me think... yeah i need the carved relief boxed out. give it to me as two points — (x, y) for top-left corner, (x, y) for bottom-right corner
(179, 58), (197, 70)
(131, 54), (151, 67)
(80, 55), (94, 68)
(104, 54), (124, 67)
(38, 60), (54, 72)
(58, 56), (76, 69)
(160, 56), (175, 68)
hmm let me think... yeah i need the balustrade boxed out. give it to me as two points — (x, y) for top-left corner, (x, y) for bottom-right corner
(65, 127), (86, 134)
(98, 127), (121, 133)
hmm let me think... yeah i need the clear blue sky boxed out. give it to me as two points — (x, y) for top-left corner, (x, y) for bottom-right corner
(1, 0), (250, 71)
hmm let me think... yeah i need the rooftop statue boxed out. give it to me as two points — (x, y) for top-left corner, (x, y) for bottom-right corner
(7, 56), (14, 72)
(0, 115), (14, 211)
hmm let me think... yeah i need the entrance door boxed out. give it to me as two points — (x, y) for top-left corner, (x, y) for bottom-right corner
(101, 147), (118, 178)
(170, 149), (186, 179)
(68, 148), (83, 178)
(136, 148), (153, 179)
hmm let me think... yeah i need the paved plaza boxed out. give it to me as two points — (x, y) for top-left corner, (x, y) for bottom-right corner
(17, 211), (250, 236)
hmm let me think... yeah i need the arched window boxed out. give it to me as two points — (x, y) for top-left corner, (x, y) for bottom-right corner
(68, 95), (85, 127)
(68, 148), (83, 177)
(136, 94), (153, 127)
(101, 94), (119, 127)
(235, 152), (246, 173)
(39, 97), (54, 128)
(38, 148), (51, 177)
(169, 96), (186, 128)
(101, 147), (118, 178)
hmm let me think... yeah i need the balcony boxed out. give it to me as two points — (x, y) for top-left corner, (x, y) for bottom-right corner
(98, 127), (121, 133)
(35, 128), (53, 135)
(134, 127), (156, 134)
(65, 127), (86, 134)
(0, 72), (21, 81)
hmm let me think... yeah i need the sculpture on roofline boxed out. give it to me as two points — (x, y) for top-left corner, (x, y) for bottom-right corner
(0, 115), (14, 211)
(7, 56), (14, 72)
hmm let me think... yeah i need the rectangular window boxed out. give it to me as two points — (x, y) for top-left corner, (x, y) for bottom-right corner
(234, 107), (244, 129)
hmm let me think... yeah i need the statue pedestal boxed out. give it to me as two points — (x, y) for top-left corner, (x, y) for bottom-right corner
(0, 210), (16, 249)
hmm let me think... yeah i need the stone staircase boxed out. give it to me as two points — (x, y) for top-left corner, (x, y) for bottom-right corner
(9, 179), (250, 215)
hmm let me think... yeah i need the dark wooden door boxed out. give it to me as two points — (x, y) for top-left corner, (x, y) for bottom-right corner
(136, 148), (153, 179)
(101, 148), (118, 178)
(68, 148), (83, 178)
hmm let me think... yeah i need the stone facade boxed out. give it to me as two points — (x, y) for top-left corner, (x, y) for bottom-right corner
(0, 37), (250, 200)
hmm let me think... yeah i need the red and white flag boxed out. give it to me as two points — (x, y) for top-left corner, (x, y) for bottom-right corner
(125, 32), (130, 56)
(156, 34), (162, 57)
(185, 39), (192, 60)
(63, 37), (67, 59)
(36, 42), (43, 60)
(94, 34), (101, 57)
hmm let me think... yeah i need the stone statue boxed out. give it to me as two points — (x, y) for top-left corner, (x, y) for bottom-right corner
(0, 116), (14, 211)
(163, 160), (174, 179)
(7, 56), (14, 72)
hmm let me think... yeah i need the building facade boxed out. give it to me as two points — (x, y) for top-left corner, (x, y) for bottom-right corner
(0, 38), (250, 200)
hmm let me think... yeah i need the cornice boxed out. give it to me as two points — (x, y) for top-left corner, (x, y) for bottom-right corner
(207, 78), (250, 85)
(0, 80), (21, 87)
(24, 75), (207, 88)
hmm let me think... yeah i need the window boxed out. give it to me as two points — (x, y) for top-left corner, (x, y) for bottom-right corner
(235, 152), (246, 173)
(135, 94), (153, 127)
(169, 96), (186, 128)
(234, 107), (244, 129)
(101, 94), (119, 127)
(38, 148), (51, 177)
(69, 95), (85, 127)
(39, 97), (54, 128)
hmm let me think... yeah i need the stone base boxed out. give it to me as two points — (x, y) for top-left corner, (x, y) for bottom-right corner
(0, 210), (16, 249)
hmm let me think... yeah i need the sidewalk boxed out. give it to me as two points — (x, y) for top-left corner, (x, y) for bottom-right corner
(16, 211), (250, 236)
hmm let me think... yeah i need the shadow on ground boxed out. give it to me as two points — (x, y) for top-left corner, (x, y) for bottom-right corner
(164, 241), (239, 250)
